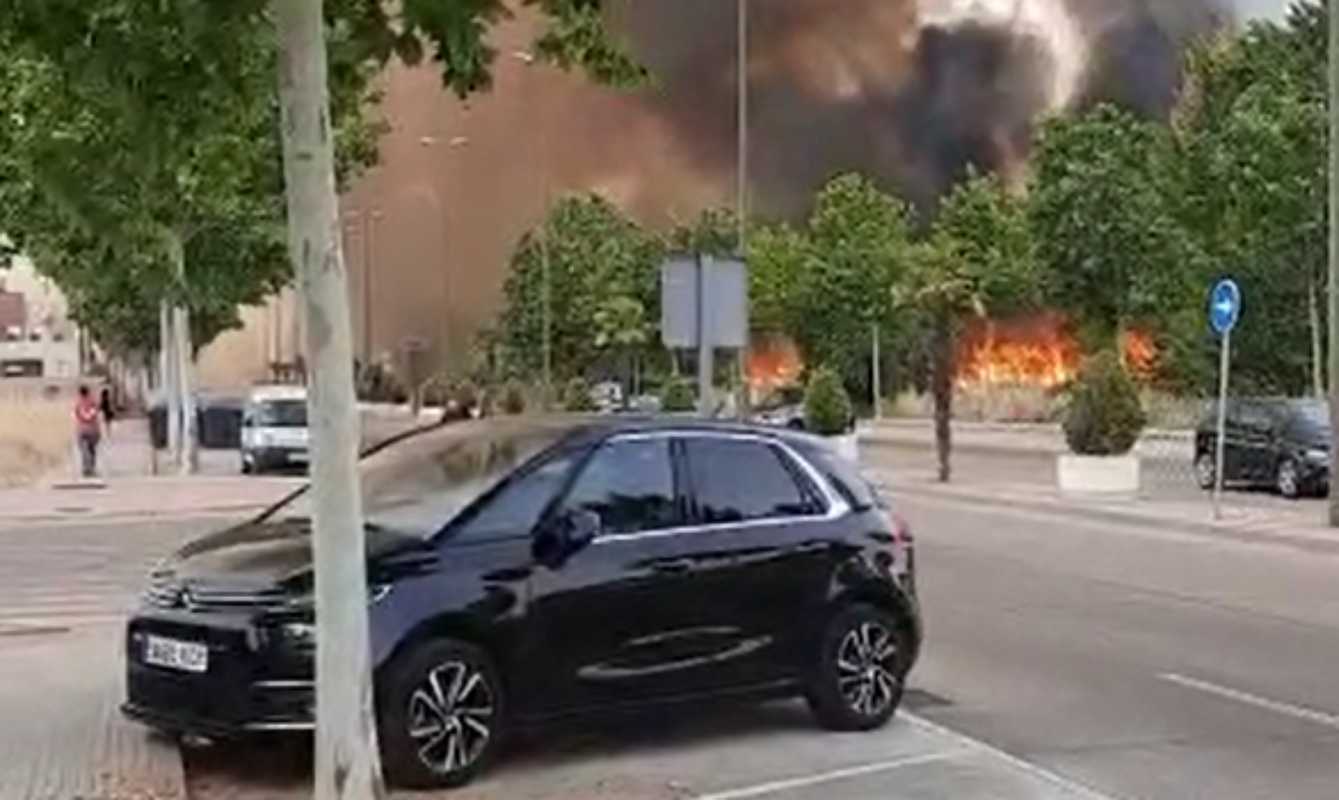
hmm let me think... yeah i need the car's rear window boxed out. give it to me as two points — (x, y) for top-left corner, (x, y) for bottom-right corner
(801, 444), (882, 511)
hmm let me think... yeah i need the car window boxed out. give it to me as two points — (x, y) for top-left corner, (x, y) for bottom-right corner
(684, 437), (818, 523)
(450, 451), (580, 544)
(560, 439), (678, 535)
(800, 444), (876, 510)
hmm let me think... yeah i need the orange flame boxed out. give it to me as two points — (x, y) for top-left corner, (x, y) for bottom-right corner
(746, 335), (804, 391)
(955, 313), (1080, 389)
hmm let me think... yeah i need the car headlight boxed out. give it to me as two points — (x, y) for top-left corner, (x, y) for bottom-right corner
(1305, 448), (1330, 463)
(283, 583), (392, 612)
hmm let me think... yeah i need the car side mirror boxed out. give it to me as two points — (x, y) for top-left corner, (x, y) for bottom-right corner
(533, 509), (601, 568)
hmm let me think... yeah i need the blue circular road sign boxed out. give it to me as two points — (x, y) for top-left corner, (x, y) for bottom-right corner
(1209, 279), (1242, 335)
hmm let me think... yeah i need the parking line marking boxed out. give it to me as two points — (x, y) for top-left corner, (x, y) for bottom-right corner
(1160, 673), (1339, 731)
(901, 712), (1124, 800)
(692, 749), (968, 800)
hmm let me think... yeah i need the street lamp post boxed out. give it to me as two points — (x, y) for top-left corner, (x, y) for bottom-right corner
(1329, 0), (1339, 526)
(516, 50), (552, 406)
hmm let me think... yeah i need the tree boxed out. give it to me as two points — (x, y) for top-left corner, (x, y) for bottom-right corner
(497, 194), (664, 382)
(787, 174), (914, 398)
(1030, 105), (1203, 353)
(593, 295), (651, 398)
(1175, 3), (1328, 396)
(270, 5), (640, 797)
(900, 170), (1039, 482)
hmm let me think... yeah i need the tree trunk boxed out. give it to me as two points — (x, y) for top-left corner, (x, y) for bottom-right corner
(166, 231), (197, 474)
(1310, 271), (1324, 398)
(160, 300), (180, 464)
(931, 315), (954, 483)
(274, 2), (384, 799)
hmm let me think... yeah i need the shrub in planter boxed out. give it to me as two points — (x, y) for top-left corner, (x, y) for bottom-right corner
(661, 377), (696, 413)
(804, 367), (854, 436)
(1063, 351), (1147, 456)
(500, 380), (527, 416)
(563, 377), (596, 412)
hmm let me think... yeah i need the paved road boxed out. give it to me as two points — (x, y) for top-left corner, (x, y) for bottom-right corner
(900, 490), (1339, 800)
(0, 516), (220, 631)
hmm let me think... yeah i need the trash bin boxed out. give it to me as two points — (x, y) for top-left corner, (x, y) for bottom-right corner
(197, 394), (244, 450)
(148, 403), (168, 450)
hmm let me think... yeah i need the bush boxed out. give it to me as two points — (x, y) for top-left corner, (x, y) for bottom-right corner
(661, 376), (696, 413)
(804, 366), (854, 436)
(500, 380), (527, 415)
(562, 377), (596, 412)
(1063, 351), (1147, 456)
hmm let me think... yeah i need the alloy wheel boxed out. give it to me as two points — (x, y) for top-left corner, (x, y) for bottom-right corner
(406, 661), (496, 777)
(835, 622), (900, 718)
(1195, 453), (1215, 490)
(1278, 460), (1300, 498)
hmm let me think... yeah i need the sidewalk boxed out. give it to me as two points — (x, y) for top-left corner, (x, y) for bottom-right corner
(872, 469), (1339, 553)
(1, 418), (299, 524)
(0, 626), (184, 800)
(863, 418), (1193, 457)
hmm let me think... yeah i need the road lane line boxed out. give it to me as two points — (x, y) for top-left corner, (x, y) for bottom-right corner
(902, 712), (1125, 800)
(692, 749), (969, 800)
(1160, 673), (1339, 731)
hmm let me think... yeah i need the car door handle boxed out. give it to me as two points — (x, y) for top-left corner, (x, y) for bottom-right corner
(651, 558), (693, 575)
(793, 540), (830, 554)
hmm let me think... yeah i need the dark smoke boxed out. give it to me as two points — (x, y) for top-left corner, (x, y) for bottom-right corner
(615, 0), (1238, 216)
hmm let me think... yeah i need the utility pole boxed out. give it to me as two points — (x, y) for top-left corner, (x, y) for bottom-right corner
(872, 323), (882, 420)
(736, 0), (750, 414)
(1329, 0), (1339, 526)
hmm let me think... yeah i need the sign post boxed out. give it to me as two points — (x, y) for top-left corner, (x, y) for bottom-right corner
(1209, 279), (1242, 520)
(662, 255), (748, 417)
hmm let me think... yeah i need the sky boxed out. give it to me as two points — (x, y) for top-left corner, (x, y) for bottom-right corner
(1233, 0), (1289, 19)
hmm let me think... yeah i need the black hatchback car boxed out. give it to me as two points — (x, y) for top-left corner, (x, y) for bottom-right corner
(123, 417), (920, 788)
(1194, 398), (1331, 498)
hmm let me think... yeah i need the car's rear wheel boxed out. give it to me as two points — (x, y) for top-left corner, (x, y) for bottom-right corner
(807, 604), (907, 732)
(1194, 452), (1216, 490)
(1277, 458), (1302, 499)
(378, 639), (505, 789)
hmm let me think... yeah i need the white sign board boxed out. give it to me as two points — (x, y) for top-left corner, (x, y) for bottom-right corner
(660, 255), (748, 349)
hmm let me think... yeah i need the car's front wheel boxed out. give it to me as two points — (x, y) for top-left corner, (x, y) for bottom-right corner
(807, 604), (908, 732)
(1194, 452), (1216, 490)
(1277, 458), (1302, 499)
(378, 639), (505, 789)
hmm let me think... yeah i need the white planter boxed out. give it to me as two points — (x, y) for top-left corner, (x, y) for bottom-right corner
(826, 432), (860, 464)
(1057, 453), (1139, 496)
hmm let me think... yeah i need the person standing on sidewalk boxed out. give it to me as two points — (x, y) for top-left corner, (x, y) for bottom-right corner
(99, 386), (116, 437)
(74, 385), (103, 478)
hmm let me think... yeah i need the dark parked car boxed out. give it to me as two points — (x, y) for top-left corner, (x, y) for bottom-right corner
(123, 417), (920, 788)
(1194, 398), (1331, 499)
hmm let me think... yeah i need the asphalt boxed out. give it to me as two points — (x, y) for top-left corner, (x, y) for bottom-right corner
(901, 490), (1339, 800)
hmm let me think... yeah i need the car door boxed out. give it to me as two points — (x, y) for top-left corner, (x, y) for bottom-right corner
(679, 434), (838, 683)
(521, 435), (700, 716)
(1236, 401), (1278, 483)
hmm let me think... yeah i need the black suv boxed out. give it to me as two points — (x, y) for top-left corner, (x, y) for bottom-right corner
(1194, 398), (1331, 498)
(123, 417), (920, 788)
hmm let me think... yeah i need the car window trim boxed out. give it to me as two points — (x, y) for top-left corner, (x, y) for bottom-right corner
(592, 430), (849, 545)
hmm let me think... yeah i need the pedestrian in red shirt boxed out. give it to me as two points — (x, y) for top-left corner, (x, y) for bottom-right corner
(74, 385), (102, 478)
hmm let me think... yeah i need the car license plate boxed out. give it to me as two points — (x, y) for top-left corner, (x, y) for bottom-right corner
(289, 451), (309, 464)
(144, 635), (208, 673)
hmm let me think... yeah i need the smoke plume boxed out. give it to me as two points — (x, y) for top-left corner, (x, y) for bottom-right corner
(614, 0), (1237, 214)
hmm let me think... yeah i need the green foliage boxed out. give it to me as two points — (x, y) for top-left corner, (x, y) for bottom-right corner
(593, 296), (650, 351)
(1030, 105), (1203, 349)
(1063, 352), (1148, 456)
(660, 376), (696, 413)
(783, 174), (914, 397)
(496, 194), (665, 380)
(562, 376), (596, 412)
(804, 366), (854, 436)
(670, 207), (741, 256)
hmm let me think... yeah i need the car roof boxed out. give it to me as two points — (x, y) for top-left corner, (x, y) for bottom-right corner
(247, 384), (308, 402)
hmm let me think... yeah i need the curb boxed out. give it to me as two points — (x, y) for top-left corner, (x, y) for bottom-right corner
(886, 480), (1339, 555)
(0, 502), (269, 526)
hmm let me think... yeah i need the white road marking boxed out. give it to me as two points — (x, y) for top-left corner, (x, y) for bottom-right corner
(902, 712), (1125, 800)
(692, 749), (969, 800)
(1160, 673), (1339, 731)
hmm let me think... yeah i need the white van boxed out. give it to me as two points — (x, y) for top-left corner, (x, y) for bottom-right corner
(240, 385), (310, 474)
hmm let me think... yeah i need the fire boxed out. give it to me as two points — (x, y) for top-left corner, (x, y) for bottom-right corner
(955, 313), (1159, 388)
(955, 312), (1080, 389)
(746, 334), (804, 391)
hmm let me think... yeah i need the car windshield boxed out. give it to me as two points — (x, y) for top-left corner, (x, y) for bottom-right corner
(1290, 402), (1331, 437)
(263, 418), (582, 537)
(254, 399), (307, 427)
(760, 387), (803, 410)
